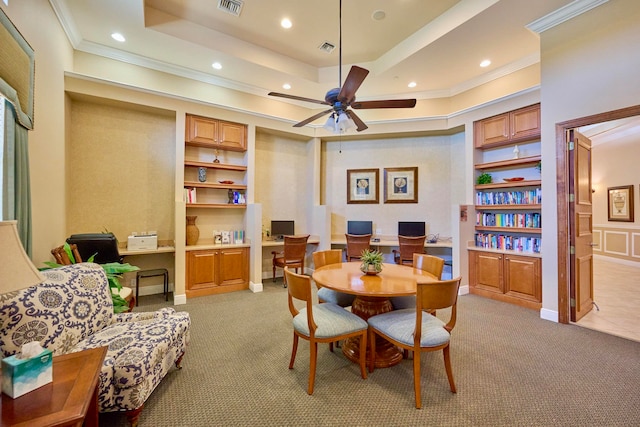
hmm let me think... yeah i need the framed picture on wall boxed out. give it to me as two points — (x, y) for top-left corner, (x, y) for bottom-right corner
(346, 169), (379, 204)
(384, 167), (418, 203)
(607, 185), (634, 222)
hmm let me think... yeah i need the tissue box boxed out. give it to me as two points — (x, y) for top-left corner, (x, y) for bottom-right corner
(2, 348), (53, 398)
(127, 234), (158, 251)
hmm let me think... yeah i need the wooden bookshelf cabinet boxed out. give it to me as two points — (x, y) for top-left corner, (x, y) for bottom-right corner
(183, 113), (250, 297)
(470, 103), (542, 309)
(186, 247), (249, 297)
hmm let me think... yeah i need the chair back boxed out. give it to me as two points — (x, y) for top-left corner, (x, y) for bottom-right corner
(284, 267), (316, 334)
(416, 277), (462, 336)
(313, 249), (342, 269)
(345, 233), (372, 261)
(51, 244), (83, 265)
(283, 235), (310, 262)
(396, 235), (426, 265)
(413, 253), (445, 279)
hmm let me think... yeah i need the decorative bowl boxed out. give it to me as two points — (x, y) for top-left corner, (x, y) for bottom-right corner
(503, 177), (525, 182)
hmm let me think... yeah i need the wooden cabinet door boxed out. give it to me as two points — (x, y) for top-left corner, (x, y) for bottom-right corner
(187, 250), (218, 290)
(504, 254), (541, 302)
(218, 121), (247, 151)
(218, 248), (248, 286)
(186, 115), (218, 145)
(470, 251), (503, 293)
(474, 113), (509, 147)
(510, 104), (540, 142)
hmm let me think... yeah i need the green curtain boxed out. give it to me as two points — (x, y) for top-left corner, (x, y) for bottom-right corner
(2, 98), (32, 256)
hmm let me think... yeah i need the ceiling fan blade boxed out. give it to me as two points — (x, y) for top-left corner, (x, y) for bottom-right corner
(293, 108), (334, 127)
(346, 110), (368, 132)
(337, 66), (369, 104)
(268, 92), (330, 106)
(351, 99), (417, 109)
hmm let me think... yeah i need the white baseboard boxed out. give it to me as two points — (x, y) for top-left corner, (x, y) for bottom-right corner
(540, 308), (558, 322)
(459, 284), (470, 295)
(173, 294), (187, 305)
(250, 281), (264, 293)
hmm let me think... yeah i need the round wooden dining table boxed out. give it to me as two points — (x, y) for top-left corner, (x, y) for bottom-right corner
(312, 262), (438, 368)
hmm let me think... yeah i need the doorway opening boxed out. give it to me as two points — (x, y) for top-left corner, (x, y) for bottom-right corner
(556, 104), (640, 342)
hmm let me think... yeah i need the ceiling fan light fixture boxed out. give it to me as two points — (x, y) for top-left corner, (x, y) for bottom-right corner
(337, 111), (355, 132)
(323, 114), (337, 132)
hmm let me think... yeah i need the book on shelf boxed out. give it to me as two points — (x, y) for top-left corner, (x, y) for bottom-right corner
(474, 232), (541, 253)
(184, 187), (197, 203)
(476, 188), (541, 205)
(476, 212), (541, 228)
(213, 229), (244, 245)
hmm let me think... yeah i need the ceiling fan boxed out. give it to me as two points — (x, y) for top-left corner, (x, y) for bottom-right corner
(268, 0), (416, 133)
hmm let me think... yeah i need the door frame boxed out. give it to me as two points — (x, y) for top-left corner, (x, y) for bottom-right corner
(556, 105), (640, 323)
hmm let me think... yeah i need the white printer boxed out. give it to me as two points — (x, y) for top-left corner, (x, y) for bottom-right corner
(127, 234), (158, 251)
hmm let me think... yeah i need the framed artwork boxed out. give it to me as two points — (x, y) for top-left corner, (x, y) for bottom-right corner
(607, 185), (634, 222)
(384, 167), (418, 203)
(346, 169), (379, 204)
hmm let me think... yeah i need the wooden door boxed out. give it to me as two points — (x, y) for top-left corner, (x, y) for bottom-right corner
(569, 130), (594, 321)
(187, 249), (218, 290)
(474, 113), (509, 147)
(218, 248), (248, 286)
(510, 104), (541, 141)
(470, 251), (503, 293)
(218, 121), (247, 151)
(186, 115), (218, 145)
(504, 254), (541, 303)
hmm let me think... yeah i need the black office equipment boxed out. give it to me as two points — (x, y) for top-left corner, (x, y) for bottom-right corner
(347, 220), (373, 236)
(66, 233), (123, 264)
(398, 221), (426, 237)
(271, 220), (295, 239)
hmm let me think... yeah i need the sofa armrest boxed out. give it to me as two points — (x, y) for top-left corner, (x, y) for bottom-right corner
(113, 307), (177, 323)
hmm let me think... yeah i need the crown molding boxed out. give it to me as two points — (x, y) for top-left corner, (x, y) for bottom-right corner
(526, 0), (609, 34)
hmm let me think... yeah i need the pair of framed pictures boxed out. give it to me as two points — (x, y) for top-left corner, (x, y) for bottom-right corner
(347, 167), (418, 204)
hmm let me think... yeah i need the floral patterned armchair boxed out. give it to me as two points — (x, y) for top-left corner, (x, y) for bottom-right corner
(0, 263), (191, 427)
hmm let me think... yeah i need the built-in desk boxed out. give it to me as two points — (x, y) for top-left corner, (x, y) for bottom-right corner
(261, 236), (321, 247)
(120, 246), (175, 256)
(119, 246), (176, 300)
(330, 236), (452, 249)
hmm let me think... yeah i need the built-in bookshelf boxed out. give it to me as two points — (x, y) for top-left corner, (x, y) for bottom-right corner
(469, 103), (542, 310)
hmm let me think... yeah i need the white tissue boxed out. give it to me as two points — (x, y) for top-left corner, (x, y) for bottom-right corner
(19, 341), (44, 359)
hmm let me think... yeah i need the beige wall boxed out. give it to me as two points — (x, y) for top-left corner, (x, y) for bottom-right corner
(540, 0), (640, 316)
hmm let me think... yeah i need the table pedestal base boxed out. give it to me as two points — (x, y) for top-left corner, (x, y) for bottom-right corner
(342, 295), (403, 368)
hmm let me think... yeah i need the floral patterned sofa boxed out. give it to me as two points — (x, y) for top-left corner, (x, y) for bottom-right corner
(0, 263), (191, 427)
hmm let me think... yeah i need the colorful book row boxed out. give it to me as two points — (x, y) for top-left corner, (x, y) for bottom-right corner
(184, 187), (197, 203)
(476, 188), (541, 205)
(474, 233), (541, 253)
(476, 212), (541, 228)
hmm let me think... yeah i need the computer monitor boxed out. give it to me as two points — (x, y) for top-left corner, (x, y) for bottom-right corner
(270, 220), (295, 239)
(66, 233), (123, 264)
(398, 221), (426, 237)
(347, 220), (373, 236)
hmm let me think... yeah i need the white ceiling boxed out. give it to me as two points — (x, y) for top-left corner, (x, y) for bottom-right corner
(51, 0), (638, 142)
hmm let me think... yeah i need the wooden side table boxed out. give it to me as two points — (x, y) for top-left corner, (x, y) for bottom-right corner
(1, 346), (107, 427)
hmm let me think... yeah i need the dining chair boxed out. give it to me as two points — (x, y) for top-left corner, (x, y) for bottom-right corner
(345, 233), (372, 261)
(392, 235), (426, 266)
(284, 267), (368, 395)
(272, 234), (310, 287)
(390, 253), (445, 310)
(313, 250), (356, 307)
(367, 276), (462, 409)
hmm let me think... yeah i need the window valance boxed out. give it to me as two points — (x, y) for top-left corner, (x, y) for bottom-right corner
(0, 8), (34, 130)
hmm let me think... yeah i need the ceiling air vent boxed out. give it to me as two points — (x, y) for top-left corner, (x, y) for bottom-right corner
(318, 41), (335, 54)
(218, 0), (243, 17)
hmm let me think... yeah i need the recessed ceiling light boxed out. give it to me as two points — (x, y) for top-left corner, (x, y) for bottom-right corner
(480, 59), (491, 68)
(111, 33), (125, 42)
(372, 10), (386, 21)
(212, 62), (222, 70)
(281, 18), (292, 29)
(282, 83), (291, 90)
(408, 82), (417, 88)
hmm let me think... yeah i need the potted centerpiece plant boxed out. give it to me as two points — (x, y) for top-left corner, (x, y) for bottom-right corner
(360, 249), (383, 275)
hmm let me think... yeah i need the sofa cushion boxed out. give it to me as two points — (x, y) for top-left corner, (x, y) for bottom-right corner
(0, 263), (114, 357)
(72, 308), (191, 389)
